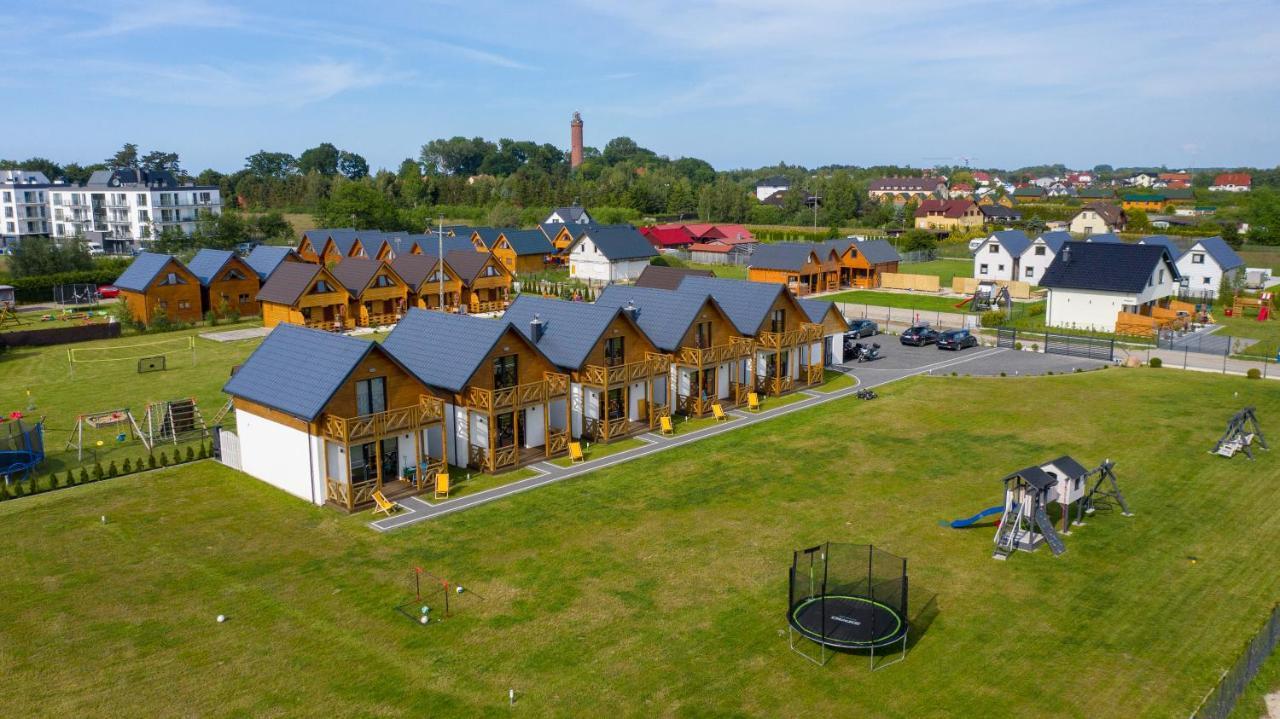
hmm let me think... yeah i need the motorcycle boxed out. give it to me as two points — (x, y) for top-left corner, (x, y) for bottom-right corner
(851, 342), (881, 363)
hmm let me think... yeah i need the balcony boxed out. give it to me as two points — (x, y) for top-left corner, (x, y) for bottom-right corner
(757, 323), (824, 349)
(320, 395), (444, 444)
(465, 372), (569, 412)
(469, 298), (509, 313)
(676, 337), (753, 367)
(581, 353), (671, 387)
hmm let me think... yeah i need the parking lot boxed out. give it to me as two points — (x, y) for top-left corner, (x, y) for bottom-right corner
(838, 336), (1109, 387)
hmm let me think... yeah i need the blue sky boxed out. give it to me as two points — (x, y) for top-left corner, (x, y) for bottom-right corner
(2, 0), (1278, 173)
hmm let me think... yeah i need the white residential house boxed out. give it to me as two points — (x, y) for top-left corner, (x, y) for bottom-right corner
(47, 169), (221, 254)
(1041, 242), (1182, 332)
(1209, 173), (1251, 192)
(755, 175), (791, 202)
(1174, 236), (1245, 298)
(1128, 172), (1158, 188)
(543, 205), (593, 224)
(1, 170), (53, 248)
(1068, 203), (1126, 235)
(972, 230), (1031, 281)
(567, 226), (658, 283)
(1018, 232), (1071, 285)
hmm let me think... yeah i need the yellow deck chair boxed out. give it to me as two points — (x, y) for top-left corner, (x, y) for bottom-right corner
(568, 441), (585, 463)
(660, 415), (674, 435)
(712, 403), (728, 422)
(747, 392), (761, 412)
(372, 490), (398, 516)
(434, 473), (451, 499)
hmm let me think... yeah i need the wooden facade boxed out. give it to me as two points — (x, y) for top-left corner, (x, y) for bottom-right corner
(750, 292), (826, 396)
(203, 254), (261, 318)
(296, 237), (321, 262)
(121, 259), (203, 326)
(344, 264), (410, 327)
(407, 260), (463, 312)
(491, 235), (549, 275)
(459, 255), (515, 313)
(260, 265), (351, 330)
(747, 250), (836, 295)
(846, 246), (900, 289)
(671, 299), (755, 416)
(573, 312), (671, 442)
(319, 237), (366, 265)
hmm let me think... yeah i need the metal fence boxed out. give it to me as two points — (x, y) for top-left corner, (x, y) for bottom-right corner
(1190, 603), (1280, 719)
(995, 328), (1116, 361)
(836, 302), (977, 334)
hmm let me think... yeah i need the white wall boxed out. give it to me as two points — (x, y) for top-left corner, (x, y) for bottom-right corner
(1019, 240), (1057, 285)
(756, 184), (787, 201)
(567, 237), (650, 282)
(1069, 210), (1111, 236)
(826, 334), (844, 365)
(1046, 288), (1132, 331)
(235, 409), (325, 505)
(973, 238), (1018, 281)
(1176, 243), (1234, 297)
(523, 405), (545, 448)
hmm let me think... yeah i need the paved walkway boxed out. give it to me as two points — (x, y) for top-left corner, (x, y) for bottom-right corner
(370, 346), (1013, 532)
(199, 326), (272, 342)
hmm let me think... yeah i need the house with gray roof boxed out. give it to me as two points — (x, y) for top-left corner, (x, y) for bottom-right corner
(543, 205), (593, 225)
(1041, 242), (1182, 332)
(245, 245), (299, 281)
(566, 226), (658, 283)
(186, 248), (261, 318)
(114, 251), (203, 325)
(221, 323), (449, 510)
(1018, 231), (1072, 285)
(1175, 236), (1245, 298)
(973, 230), (1031, 281)
(492, 229), (555, 274)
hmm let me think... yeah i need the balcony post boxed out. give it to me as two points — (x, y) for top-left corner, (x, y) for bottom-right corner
(345, 441), (355, 512)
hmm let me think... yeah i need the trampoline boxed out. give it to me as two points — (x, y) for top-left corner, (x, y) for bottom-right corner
(788, 543), (909, 668)
(0, 416), (45, 483)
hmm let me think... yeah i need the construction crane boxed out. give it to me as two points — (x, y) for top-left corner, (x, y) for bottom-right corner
(922, 156), (979, 168)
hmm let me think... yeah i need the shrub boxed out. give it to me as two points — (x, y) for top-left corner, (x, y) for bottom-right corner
(199, 443), (209, 460)
(148, 454), (158, 470)
(1149, 357), (1163, 368)
(1000, 371), (1007, 377)
(13, 481), (24, 497)
(1014, 342), (1023, 351)
(1047, 371), (1054, 375)
(1031, 343), (1039, 352)
(184, 446), (195, 463)
(159, 451), (170, 466)
(91, 462), (104, 481)
(77, 467), (89, 484)
(1247, 368), (1262, 379)
(106, 461), (118, 478)
(122, 458), (132, 474)
(980, 310), (1007, 328)
(204, 310), (219, 327)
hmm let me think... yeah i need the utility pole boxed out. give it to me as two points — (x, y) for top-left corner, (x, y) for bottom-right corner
(437, 215), (445, 311)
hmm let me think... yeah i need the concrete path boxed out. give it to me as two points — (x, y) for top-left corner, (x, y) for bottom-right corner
(199, 326), (272, 342)
(370, 344), (1030, 532)
(1164, 324), (1257, 356)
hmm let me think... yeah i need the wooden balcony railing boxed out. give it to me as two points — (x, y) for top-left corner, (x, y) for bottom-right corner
(764, 376), (795, 396)
(677, 338), (752, 367)
(647, 401), (670, 429)
(466, 372), (569, 412)
(547, 428), (569, 455)
(321, 394), (445, 444)
(800, 364), (824, 386)
(757, 323), (824, 349)
(730, 381), (751, 406)
(470, 299), (508, 313)
(581, 354), (672, 387)
(362, 311), (401, 326)
(677, 394), (715, 416)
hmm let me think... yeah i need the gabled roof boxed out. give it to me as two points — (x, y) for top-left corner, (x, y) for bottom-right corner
(186, 249), (238, 287)
(390, 253), (448, 290)
(916, 199), (977, 218)
(1212, 173), (1251, 187)
(595, 285), (725, 352)
(1188, 236), (1244, 270)
(1002, 465), (1057, 492)
(498, 229), (554, 256)
(797, 297), (840, 325)
(115, 252), (184, 292)
(444, 249), (504, 284)
(1137, 235), (1182, 255)
(330, 257), (400, 297)
(1077, 202), (1125, 228)
(409, 233), (475, 255)
(677, 275), (789, 336)
(245, 245), (297, 280)
(1085, 233), (1122, 243)
(748, 243), (821, 272)
(1078, 187), (1114, 199)
(641, 225), (697, 248)
(469, 227), (503, 248)
(548, 205), (589, 223)
(980, 230), (1031, 256)
(539, 223), (571, 242)
(854, 238), (902, 265)
(869, 177), (945, 192)
(756, 174), (790, 187)
(1046, 455), (1090, 479)
(1040, 242), (1179, 294)
(634, 265), (714, 290)
(223, 324), (382, 421)
(383, 309), (551, 393)
(1035, 231), (1072, 253)
(979, 204), (1022, 219)
(502, 295), (645, 370)
(573, 226), (658, 261)
(322, 229), (363, 257)
(256, 261), (326, 305)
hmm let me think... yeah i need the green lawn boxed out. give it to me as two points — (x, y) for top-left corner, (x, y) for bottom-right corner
(814, 369), (856, 392)
(1216, 312), (1280, 360)
(550, 437), (646, 467)
(899, 258), (972, 286)
(658, 257), (748, 280)
(824, 289), (970, 314)
(2, 370), (1277, 716)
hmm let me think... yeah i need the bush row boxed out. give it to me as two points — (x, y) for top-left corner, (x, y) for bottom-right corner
(0, 443), (211, 502)
(4, 260), (132, 303)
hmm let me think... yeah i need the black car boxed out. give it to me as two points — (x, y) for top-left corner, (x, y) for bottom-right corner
(899, 325), (939, 346)
(936, 328), (979, 351)
(845, 319), (879, 339)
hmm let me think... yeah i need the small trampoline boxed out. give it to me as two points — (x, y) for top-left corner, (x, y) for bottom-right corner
(788, 543), (909, 668)
(0, 415), (45, 483)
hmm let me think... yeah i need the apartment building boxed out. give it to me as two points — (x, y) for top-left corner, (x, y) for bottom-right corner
(48, 169), (221, 254)
(0, 170), (53, 249)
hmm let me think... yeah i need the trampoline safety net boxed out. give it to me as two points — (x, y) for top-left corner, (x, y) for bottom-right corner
(788, 543), (908, 650)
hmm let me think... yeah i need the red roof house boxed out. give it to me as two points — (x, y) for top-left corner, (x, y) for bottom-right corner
(1210, 173), (1252, 191)
(640, 225), (696, 249)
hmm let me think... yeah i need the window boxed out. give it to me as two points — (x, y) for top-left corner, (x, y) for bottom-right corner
(1025, 267), (1034, 278)
(239, 293), (251, 303)
(997, 264), (1005, 272)
(694, 320), (713, 349)
(224, 269), (246, 281)
(1158, 269), (1165, 283)
(1034, 246), (1045, 255)
(355, 377), (387, 415)
(493, 354), (518, 390)
(979, 264), (988, 274)
(373, 274), (396, 288)
(138, 210), (149, 221)
(482, 265), (500, 277)
(136, 194), (147, 206)
(988, 244), (998, 253)
(770, 308), (786, 333)
(178, 300), (191, 309)
(1203, 277), (1211, 285)
(159, 272), (186, 286)
(1191, 253), (1205, 264)
(311, 280), (334, 293)
(604, 336), (624, 367)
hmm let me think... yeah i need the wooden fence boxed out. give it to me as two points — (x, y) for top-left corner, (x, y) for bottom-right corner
(952, 277), (1034, 299)
(879, 272), (941, 293)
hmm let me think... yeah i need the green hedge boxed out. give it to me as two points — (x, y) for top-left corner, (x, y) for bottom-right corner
(4, 261), (131, 302)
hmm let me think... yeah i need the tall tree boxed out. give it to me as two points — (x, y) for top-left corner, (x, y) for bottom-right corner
(7, 236), (93, 277)
(337, 152), (369, 180)
(140, 150), (182, 174)
(105, 143), (140, 170)
(313, 181), (399, 230)
(297, 143), (342, 175)
(244, 151), (298, 180)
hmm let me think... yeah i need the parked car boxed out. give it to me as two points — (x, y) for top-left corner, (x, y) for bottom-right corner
(845, 319), (878, 339)
(936, 328), (978, 351)
(899, 325), (939, 346)
(96, 285), (120, 299)
(86, 242), (105, 256)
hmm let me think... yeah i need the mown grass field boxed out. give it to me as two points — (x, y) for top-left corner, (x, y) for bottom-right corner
(1, 370), (1278, 717)
(824, 289), (970, 313)
(899, 258), (972, 286)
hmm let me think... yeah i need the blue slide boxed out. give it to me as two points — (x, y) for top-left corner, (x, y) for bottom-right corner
(947, 505), (1004, 528)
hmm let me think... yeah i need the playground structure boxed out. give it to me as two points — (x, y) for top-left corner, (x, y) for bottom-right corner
(954, 280), (1010, 313)
(144, 398), (208, 446)
(0, 302), (28, 328)
(64, 408), (147, 461)
(64, 399), (208, 460)
(66, 335), (196, 377)
(52, 283), (100, 307)
(1231, 292), (1273, 322)
(1212, 407), (1268, 460)
(788, 542), (909, 669)
(0, 413), (45, 483)
(990, 456), (1132, 560)
(394, 567), (481, 625)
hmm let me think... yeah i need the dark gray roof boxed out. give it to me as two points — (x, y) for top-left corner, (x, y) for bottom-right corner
(245, 245), (297, 280)
(634, 265), (714, 290)
(383, 308), (546, 393)
(1190, 236), (1244, 270)
(756, 174), (790, 187)
(1047, 455), (1089, 478)
(595, 285), (719, 351)
(500, 229), (554, 256)
(469, 227), (502, 247)
(1085, 233), (1122, 244)
(445, 249), (495, 283)
(329, 257), (386, 296)
(223, 324), (376, 421)
(256, 261), (324, 304)
(538, 222), (568, 241)
(115, 252), (182, 292)
(1036, 231), (1072, 253)
(798, 298), (844, 328)
(409, 233), (475, 255)
(1003, 465), (1057, 492)
(502, 295), (635, 370)
(677, 275), (785, 335)
(1040, 242), (1180, 293)
(549, 206), (589, 223)
(186, 249), (236, 287)
(390, 253), (440, 289)
(1138, 235), (1182, 255)
(86, 168), (181, 189)
(853, 238), (902, 265)
(748, 243), (820, 272)
(575, 226), (658, 261)
(981, 230), (1031, 257)
(979, 205), (1022, 219)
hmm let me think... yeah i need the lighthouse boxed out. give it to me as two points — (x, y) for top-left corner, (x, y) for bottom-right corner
(570, 111), (583, 169)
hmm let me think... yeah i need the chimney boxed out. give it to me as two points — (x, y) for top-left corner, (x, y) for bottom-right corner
(529, 313), (545, 343)
(1062, 244), (1072, 264)
(570, 111), (584, 170)
(623, 299), (639, 321)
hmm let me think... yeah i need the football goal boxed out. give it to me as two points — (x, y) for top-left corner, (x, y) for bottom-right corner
(66, 336), (197, 377)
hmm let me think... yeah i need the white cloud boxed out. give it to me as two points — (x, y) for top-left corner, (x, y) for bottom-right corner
(68, 0), (245, 39)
